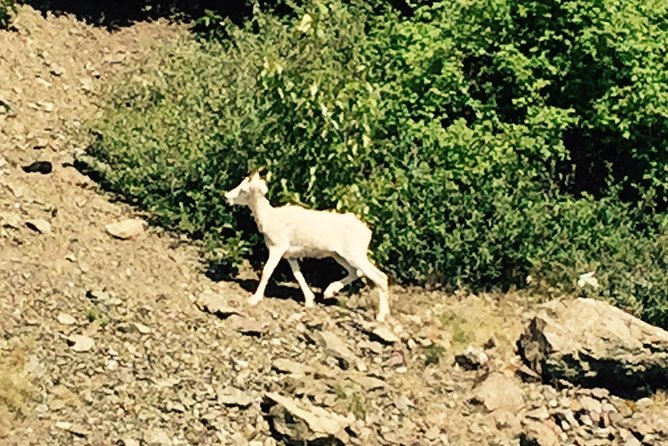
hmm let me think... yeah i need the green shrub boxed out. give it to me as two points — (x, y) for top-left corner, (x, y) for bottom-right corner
(85, 0), (668, 326)
(0, 0), (15, 28)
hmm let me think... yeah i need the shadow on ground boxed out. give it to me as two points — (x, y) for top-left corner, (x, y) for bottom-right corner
(19, 0), (252, 28)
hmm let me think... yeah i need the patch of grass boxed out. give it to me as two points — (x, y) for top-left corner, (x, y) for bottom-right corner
(0, 348), (33, 436)
(440, 312), (473, 347)
(332, 382), (347, 400)
(437, 294), (523, 357)
(86, 307), (109, 326)
(424, 344), (446, 366)
(86, 307), (99, 322)
(349, 392), (367, 420)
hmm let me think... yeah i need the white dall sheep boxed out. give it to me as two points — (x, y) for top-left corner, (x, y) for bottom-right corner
(225, 170), (390, 322)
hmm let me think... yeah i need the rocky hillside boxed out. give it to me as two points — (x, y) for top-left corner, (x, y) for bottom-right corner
(1, 6), (667, 446)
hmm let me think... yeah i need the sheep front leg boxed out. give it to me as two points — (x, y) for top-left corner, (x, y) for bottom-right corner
(287, 259), (315, 308)
(249, 247), (285, 306)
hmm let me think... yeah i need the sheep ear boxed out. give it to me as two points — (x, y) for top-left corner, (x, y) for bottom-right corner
(249, 167), (264, 180)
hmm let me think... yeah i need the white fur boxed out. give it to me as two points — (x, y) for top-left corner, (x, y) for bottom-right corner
(225, 171), (390, 321)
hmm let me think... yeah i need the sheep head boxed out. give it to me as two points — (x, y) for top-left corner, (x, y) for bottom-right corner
(225, 169), (269, 206)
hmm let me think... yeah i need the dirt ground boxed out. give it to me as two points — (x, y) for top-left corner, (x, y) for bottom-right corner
(1, 5), (667, 446)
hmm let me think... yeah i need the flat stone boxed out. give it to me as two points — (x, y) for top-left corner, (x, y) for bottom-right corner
(25, 218), (52, 234)
(143, 428), (172, 445)
(105, 218), (146, 240)
(57, 313), (76, 325)
(0, 212), (21, 228)
(349, 374), (386, 390)
(218, 387), (254, 408)
(133, 322), (151, 334)
(66, 334), (95, 352)
(264, 392), (353, 444)
(272, 358), (313, 376)
(369, 326), (399, 344)
(228, 315), (267, 336)
(471, 372), (524, 413)
(527, 406), (550, 420)
(313, 330), (356, 369)
(196, 291), (242, 319)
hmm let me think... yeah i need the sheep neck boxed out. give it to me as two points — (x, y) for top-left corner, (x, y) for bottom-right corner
(247, 194), (274, 234)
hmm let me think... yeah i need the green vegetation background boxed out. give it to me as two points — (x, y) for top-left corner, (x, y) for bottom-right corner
(14, 1), (667, 325)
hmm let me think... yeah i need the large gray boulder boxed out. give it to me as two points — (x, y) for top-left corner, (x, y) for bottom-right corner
(517, 298), (668, 397)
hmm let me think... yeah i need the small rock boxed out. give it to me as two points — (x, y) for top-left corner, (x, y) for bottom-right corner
(121, 439), (140, 446)
(218, 387), (254, 408)
(25, 218), (52, 234)
(32, 137), (49, 150)
(369, 326), (399, 344)
(384, 351), (405, 368)
(349, 374), (386, 390)
(579, 414), (593, 426)
(272, 358), (313, 376)
(228, 315), (267, 336)
(521, 421), (560, 446)
(105, 218), (146, 240)
(165, 402), (186, 413)
(143, 428), (172, 445)
(579, 396), (602, 414)
(133, 322), (151, 334)
(493, 409), (521, 434)
(57, 313), (76, 325)
(85, 289), (111, 302)
(313, 330), (356, 369)
(0, 212), (21, 229)
(196, 291), (241, 319)
(37, 101), (55, 112)
(49, 399), (66, 411)
(526, 406), (550, 420)
(393, 395), (413, 412)
(590, 388), (609, 399)
(424, 426), (440, 440)
(359, 340), (383, 354)
(80, 77), (93, 91)
(22, 160), (53, 174)
(49, 65), (65, 76)
(263, 392), (353, 444)
(554, 410), (579, 430)
(472, 372), (524, 413)
(55, 421), (72, 430)
(619, 429), (642, 446)
(66, 335), (95, 352)
(454, 346), (489, 371)
(67, 424), (88, 437)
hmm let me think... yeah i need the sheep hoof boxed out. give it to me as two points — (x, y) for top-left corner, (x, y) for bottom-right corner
(304, 293), (316, 308)
(248, 294), (263, 306)
(323, 282), (341, 298)
(375, 312), (388, 323)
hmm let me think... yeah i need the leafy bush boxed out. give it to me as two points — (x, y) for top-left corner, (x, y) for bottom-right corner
(85, 0), (668, 326)
(0, 0), (15, 28)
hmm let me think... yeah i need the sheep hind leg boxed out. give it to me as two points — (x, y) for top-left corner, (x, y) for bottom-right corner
(288, 259), (316, 308)
(323, 254), (358, 299)
(349, 256), (390, 322)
